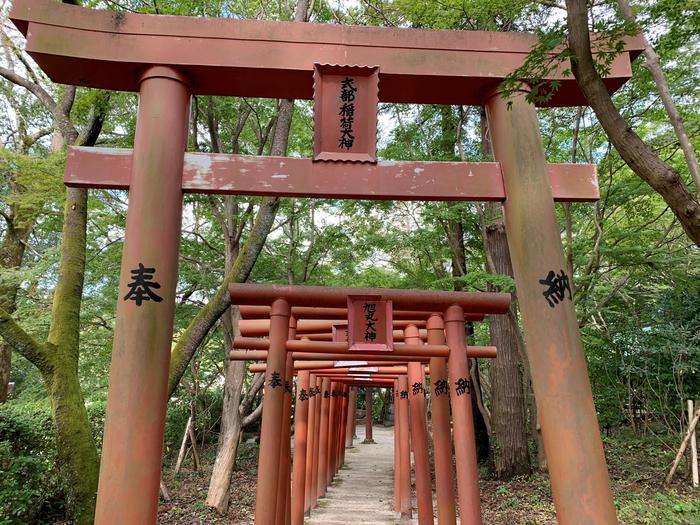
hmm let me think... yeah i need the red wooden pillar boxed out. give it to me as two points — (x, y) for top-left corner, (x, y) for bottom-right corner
(339, 385), (349, 468)
(275, 318), (296, 525)
(485, 89), (618, 523)
(405, 326), (435, 525)
(427, 314), (457, 525)
(397, 375), (412, 517)
(254, 298), (291, 524)
(317, 378), (331, 499)
(393, 381), (400, 513)
(445, 305), (482, 525)
(95, 66), (190, 525)
(304, 373), (317, 515)
(327, 381), (338, 485)
(345, 387), (357, 449)
(291, 370), (310, 525)
(311, 376), (323, 507)
(364, 387), (375, 443)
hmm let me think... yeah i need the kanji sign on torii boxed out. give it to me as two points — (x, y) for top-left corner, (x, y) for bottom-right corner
(8, 1), (644, 524)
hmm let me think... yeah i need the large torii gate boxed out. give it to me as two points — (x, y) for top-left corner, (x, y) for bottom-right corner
(9, 1), (644, 524)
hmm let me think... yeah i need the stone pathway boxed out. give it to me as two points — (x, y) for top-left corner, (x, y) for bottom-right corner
(305, 424), (417, 524)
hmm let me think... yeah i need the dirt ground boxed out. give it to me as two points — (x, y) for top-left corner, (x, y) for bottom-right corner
(157, 424), (700, 524)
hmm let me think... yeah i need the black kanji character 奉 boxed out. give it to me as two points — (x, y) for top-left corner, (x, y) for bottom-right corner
(434, 379), (449, 397)
(298, 389), (309, 401)
(123, 262), (163, 306)
(539, 269), (573, 308)
(400, 390), (409, 399)
(455, 377), (471, 396)
(268, 371), (282, 389)
(324, 391), (330, 399)
(412, 382), (424, 396)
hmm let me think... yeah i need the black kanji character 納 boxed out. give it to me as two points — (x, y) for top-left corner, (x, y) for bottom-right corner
(434, 379), (449, 397)
(455, 377), (471, 396)
(539, 269), (572, 308)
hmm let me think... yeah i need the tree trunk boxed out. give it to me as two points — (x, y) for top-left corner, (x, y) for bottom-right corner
(484, 215), (531, 479)
(0, 215), (31, 402)
(44, 362), (100, 524)
(616, 0), (700, 194)
(565, 0), (700, 246)
(167, 88), (299, 395)
(439, 105), (492, 461)
(205, 304), (247, 512)
(0, 17), (108, 521)
(45, 186), (100, 525)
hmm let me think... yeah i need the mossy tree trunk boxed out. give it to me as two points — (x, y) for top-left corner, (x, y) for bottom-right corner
(0, 28), (109, 519)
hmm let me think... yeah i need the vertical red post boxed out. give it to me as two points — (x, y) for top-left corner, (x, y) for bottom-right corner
(304, 373), (317, 515)
(276, 318), (295, 525)
(486, 90), (618, 523)
(252, 298), (291, 524)
(427, 314), (457, 525)
(445, 305), (482, 525)
(405, 326), (435, 525)
(291, 370), (310, 525)
(345, 387), (357, 449)
(393, 381), (400, 513)
(397, 375), (412, 517)
(339, 385), (349, 468)
(95, 66), (190, 525)
(311, 376), (323, 507)
(317, 377), (331, 499)
(327, 381), (338, 485)
(364, 387), (375, 443)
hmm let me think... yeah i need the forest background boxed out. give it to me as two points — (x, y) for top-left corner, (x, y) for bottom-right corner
(0, 0), (698, 524)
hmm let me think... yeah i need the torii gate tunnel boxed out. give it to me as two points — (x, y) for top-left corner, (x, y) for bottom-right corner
(9, 1), (644, 523)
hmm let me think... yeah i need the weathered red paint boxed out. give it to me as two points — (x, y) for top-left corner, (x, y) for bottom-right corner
(405, 326), (434, 525)
(239, 305), (486, 321)
(317, 377), (331, 499)
(65, 146), (601, 203)
(486, 89), (618, 523)
(254, 298), (291, 525)
(94, 67), (190, 525)
(311, 376), (323, 508)
(10, 0), (642, 106)
(304, 373), (317, 514)
(397, 375), (412, 517)
(393, 381), (400, 513)
(291, 370), (310, 525)
(230, 284), (509, 313)
(363, 387), (375, 443)
(445, 305), (482, 525)
(427, 314), (457, 525)
(345, 387), (357, 449)
(347, 296), (394, 352)
(313, 65), (379, 163)
(275, 320), (296, 525)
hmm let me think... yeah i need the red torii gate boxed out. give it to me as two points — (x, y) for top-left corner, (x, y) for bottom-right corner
(8, 1), (644, 524)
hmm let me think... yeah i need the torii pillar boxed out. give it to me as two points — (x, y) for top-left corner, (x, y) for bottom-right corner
(95, 67), (190, 525)
(485, 89), (617, 523)
(363, 387), (375, 444)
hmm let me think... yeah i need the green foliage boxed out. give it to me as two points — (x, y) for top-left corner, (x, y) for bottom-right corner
(0, 402), (63, 524)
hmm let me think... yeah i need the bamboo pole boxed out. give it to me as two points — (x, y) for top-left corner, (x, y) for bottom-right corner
(665, 407), (700, 485)
(688, 400), (699, 488)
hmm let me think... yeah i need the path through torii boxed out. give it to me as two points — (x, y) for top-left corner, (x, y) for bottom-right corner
(7, 1), (645, 524)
